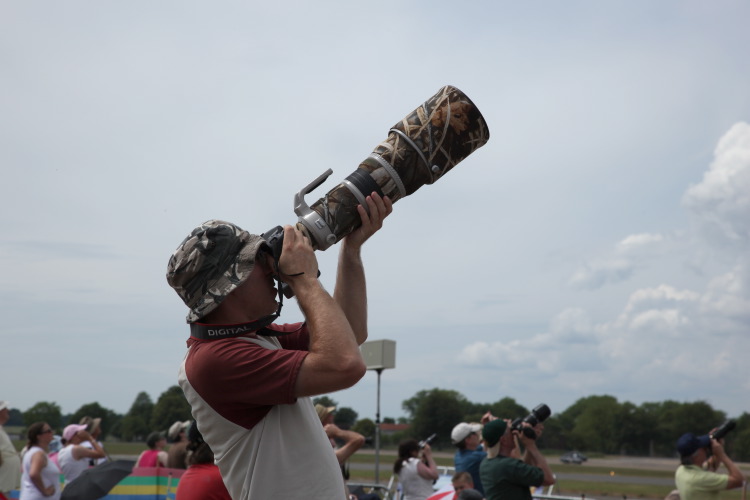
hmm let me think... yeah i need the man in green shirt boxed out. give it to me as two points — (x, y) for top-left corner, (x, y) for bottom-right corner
(479, 419), (555, 500)
(674, 432), (745, 500)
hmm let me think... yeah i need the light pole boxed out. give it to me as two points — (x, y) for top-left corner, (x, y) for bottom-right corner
(360, 339), (396, 484)
(374, 367), (383, 482)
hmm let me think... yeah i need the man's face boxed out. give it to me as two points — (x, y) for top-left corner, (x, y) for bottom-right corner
(465, 431), (481, 450)
(0, 408), (9, 425)
(231, 252), (279, 317)
(453, 479), (472, 495)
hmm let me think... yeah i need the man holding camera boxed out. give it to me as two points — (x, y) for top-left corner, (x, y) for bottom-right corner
(167, 193), (391, 499)
(674, 431), (745, 500)
(479, 418), (555, 500)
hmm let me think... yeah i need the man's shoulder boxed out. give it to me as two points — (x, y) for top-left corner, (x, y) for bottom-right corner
(677, 464), (728, 483)
(457, 447), (487, 457)
(489, 455), (538, 471)
(455, 447), (487, 467)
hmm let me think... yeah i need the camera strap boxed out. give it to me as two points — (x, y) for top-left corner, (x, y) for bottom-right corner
(189, 315), (277, 340)
(189, 269), (296, 339)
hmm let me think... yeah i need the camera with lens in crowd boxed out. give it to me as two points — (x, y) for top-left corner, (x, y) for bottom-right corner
(510, 403), (551, 440)
(419, 433), (437, 449)
(710, 420), (736, 441)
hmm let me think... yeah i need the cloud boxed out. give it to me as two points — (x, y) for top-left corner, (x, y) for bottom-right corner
(569, 121), (750, 293)
(568, 259), (636, 290)
(458, 122), (750, 412)
(568, 232), (672, 290)
(616, 233), (666, 253)
(683, 121), (750, 246)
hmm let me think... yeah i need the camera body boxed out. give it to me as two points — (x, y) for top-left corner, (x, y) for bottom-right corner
(710, 420), (736, 441)
(510, 404), (551, 440)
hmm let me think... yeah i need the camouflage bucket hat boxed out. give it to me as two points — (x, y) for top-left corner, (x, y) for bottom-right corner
(166, 220), (267, 323)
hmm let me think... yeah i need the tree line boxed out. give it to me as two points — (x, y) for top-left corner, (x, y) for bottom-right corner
(8, 386), (192, 442)
(395, 389), (750, 461)
(8, 387), (750, 461)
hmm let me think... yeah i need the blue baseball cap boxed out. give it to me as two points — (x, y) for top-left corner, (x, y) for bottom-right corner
(676, 432), (711, 456)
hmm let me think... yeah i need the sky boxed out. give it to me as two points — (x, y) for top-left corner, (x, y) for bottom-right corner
(2, 1), (749, 428)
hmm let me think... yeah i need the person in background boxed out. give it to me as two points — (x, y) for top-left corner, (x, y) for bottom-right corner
(78, 416), (108, 465)
(452, 471), (484, 500)
(393, 438), (438, 500)
(167, 421), (191, 469)
(19, 422), (60, 500)
(479, 418), (555, 500)
(316, 404), (366, 499)
(175, 422), (230, 500)
(136, 432), (168, 468)
(316, 404), (365, 468)
(674, 431), (745, 500)
(458, 489), (485, 500)
(57, 424), (107, 483)
(452, 422), (486, 496)
(0, 401), (21, 500)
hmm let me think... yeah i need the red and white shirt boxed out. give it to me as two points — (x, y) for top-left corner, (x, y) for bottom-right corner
(178, 323), (346, 499)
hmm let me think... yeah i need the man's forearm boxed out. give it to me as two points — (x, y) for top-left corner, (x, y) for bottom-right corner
(719, 454), (745, 488)
(525, 446), (555, 486)
(334, 430), (365, 464)
(333, 240), (368, 344)
(293, 278), (367, 396)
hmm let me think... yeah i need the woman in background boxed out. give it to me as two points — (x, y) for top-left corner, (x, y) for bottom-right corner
(20, 422), (60, 500)
(175, 422), (230, 500)
(135, 432), (168, 468)
(393, 439), (438, 500)
(57, 423), (107, 483)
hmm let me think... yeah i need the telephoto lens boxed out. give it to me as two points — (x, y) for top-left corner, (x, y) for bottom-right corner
(511, 404), (552, 440)
(290, 85), (490, 251)
(263, 85), (490, 298)
(711, 420), (736, 441)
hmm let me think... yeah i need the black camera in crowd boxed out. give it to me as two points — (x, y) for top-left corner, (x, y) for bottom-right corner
(710, 420), (736, 441)
(510, 403), (551, 440)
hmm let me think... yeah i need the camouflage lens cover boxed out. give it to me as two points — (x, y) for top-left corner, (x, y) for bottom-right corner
(303, 85), (489, 247)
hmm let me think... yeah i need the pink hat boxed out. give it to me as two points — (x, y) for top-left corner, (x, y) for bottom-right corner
(63, 424), (88, 442)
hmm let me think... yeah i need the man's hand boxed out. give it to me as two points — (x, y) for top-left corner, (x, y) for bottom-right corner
(342, 192), (392, 251)
(519, 426), (538, 450)
(532, 422), (544, 440)
(710, 438), (727, 459)
(278, 225), (319, 290)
